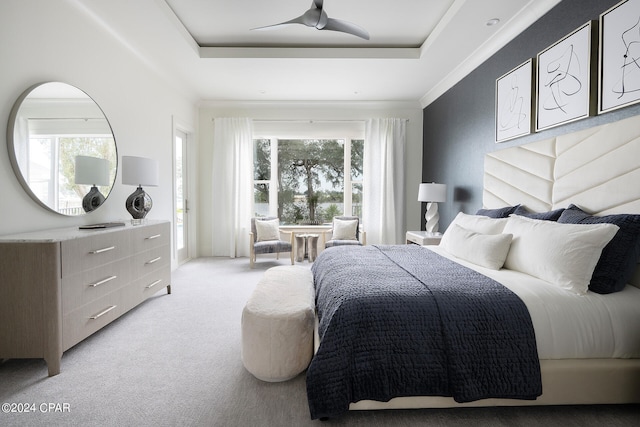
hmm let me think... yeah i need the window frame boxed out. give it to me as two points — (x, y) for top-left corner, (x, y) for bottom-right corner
(253, 133), (363, 222)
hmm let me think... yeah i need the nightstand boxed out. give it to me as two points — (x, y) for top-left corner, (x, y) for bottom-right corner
(406, 230), (442, 245)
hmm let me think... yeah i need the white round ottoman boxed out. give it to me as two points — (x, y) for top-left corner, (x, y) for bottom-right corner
(241, 265), (315, 382)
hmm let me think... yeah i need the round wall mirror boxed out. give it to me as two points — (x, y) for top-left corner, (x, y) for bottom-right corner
(7, 82), (117, 216)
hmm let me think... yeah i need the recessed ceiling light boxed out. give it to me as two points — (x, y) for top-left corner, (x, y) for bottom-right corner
(486, 18), (500, 27)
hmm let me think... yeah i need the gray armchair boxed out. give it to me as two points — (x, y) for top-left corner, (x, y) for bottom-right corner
(322, 216), (366, 249)
(249, 217), (294, 268)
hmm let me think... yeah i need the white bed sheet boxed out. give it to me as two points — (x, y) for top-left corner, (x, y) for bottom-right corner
(425, 245), (640, 359)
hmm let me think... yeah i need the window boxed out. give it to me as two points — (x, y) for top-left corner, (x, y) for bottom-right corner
(253, 137), (364, 225)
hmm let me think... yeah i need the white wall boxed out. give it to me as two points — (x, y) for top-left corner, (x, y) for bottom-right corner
(197, 101), (423, 256)
(0, 1), (197, 268)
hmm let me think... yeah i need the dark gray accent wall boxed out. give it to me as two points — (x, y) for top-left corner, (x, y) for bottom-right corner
(422, 0), (640, 230)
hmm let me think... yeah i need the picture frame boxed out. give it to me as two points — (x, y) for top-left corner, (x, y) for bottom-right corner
(599, 0), (640, 113)
(495, 59), (534, 143)
(536, 21), (597, 131)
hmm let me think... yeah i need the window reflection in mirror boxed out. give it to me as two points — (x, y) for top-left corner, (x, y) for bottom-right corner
(8, 82), (117, 216)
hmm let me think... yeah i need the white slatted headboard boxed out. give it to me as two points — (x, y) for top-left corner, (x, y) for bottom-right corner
(483, 114), (640, 288)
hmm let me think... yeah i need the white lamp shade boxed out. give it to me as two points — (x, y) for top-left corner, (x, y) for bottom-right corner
(75, 156), (110, 186)
(122, 156), (159, 187)
(418, 183), (447, 202)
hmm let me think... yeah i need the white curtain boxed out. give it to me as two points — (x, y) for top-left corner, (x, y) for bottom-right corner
(363, 118), (406, 244)
(211, 118), (254, 257)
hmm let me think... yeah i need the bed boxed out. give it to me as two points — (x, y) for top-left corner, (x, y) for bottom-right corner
(306, 114), (640, 419)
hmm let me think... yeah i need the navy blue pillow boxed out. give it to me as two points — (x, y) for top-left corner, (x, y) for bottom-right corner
(512, 205), (565, 221)
(476, 205), (520, 218)
(558, 204), (640, 294)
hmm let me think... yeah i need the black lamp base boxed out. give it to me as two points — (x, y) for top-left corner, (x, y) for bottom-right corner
(125, 186), (152, 221)
(82, 186), (106, 213)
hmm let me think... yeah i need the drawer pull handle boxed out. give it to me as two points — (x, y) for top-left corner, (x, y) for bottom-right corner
(89, 275), (117, 287)
(145, 234), (162, 240)
(89, 305), (117, 320)
(89, 246), (115, 255)
(145, 256), (162, 265)
(146, 279), (162, 289)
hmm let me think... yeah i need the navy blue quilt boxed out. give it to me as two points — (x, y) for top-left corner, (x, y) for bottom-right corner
(307, 245), (541, 419)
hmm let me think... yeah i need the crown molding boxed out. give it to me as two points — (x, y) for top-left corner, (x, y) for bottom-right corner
(198, 46), (420, 59)
(198, 99), (422, 110)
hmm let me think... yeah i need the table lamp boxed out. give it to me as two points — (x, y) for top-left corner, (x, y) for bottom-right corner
(122, 156), (159, 224)
(75, 155), (110, 213)
(418, 182), (447, 233)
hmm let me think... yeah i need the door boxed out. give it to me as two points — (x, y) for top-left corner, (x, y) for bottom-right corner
(175, 129), (189, 264)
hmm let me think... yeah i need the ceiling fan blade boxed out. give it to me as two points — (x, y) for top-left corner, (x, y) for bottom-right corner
(252, 18), (305, 32)
(252, 9), (321, 31)
(323, 17), (370, 40)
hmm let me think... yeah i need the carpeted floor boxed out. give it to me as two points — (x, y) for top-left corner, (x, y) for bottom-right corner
(0, 256), (638, 426)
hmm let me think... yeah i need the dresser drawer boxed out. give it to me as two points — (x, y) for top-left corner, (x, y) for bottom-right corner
(62, 288), (131, 351)
(132, 245), (170, 278)
(133, 267), (172, 303)
(61, 231), (130, 277)
(132, 222), (170, 253)
(61, 258), (132, 315)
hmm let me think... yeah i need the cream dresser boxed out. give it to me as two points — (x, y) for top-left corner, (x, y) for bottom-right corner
(0, 220), (171, 376)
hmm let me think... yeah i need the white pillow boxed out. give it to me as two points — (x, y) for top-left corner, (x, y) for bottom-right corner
(255, 218), (280, 242)
(332, 219), (358, 240)
(441, 212), (508, 249)
(451, 212), (509, 234)
(443, 224), (513, 270)
(503, 215), (619, 295)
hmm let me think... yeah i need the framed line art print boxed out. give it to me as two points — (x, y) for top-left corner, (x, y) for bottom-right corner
(599, 0), (640, 113)
(536, 21), (598, 131)
(495, 59), (534, 142)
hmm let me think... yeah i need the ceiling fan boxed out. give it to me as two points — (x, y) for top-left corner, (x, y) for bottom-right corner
(252, 0), (370, 40)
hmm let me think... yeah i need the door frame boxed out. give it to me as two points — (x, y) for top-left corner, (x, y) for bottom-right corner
(172, 116), (195, 265)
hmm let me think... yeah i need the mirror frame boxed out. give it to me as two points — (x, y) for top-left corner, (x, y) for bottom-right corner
(6, 82), (118, 216)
